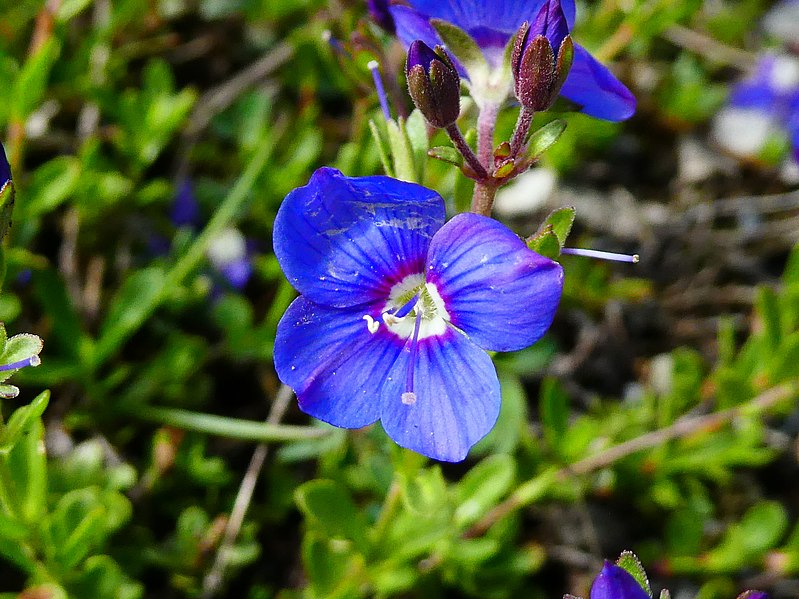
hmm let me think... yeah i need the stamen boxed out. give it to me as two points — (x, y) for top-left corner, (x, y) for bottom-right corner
(367, 60), (392, 121)
(391, 293), (420, 319)
(0, 355), (41, 372)
(561, 247), (639, 263)
(322, 30), (351, 59)
(362, 314), (380, 334)
(402, 311), (422, 405)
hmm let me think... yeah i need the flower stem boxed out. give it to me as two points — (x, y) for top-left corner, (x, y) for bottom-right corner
(471, 102), (500, 215)
(509, 106), (535, 155)
(445, 124), (487, 179)
(132, 405), (329, 443)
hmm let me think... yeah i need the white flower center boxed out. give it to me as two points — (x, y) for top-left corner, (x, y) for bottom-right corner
(380, 273), (450, 340)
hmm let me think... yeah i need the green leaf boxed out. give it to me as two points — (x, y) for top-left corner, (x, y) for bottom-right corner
(20, 156), (81, 218)
(4, 417), (47, 525)
(0, 332), (43, 367)
(430, 20), (489, 85)
(95, 266), (166, 364)
(295, 480), (369, 553)
(11, 38), (60, 121)
(387, 118), (417, 183)
(539, 377), (569, 455)
(755, 286), (781, 351)
(526, 228), (561, 259)
(542, 207), (575, 246)
(453, 454), (515, 528)
(428, 145), (464, 166)
(525, 119), (567, 162)
(616, 551), (652, 598)
(0, 390), (50, 454)
(368, 118), (395, 178)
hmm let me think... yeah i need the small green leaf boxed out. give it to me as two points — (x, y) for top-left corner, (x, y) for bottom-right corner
(525, 119), (567, 161)
(431, 19), (489, 84)
(527, 227), (561, 259)
(387, 118), (417, 183)
(454, 454), (515, 528)
(539, 377), (569, 455)
(542, 207), (575, 246)
(755, 286), (782, 351)
(295, 480), (369, 553)
(0, 332), (43, 367)
(616, 551), (652, 597)
(0, 391), (50, 454)
(368, 118), (395, 178)
(0, 181), (15, 243)
(428, 146), (464, 166)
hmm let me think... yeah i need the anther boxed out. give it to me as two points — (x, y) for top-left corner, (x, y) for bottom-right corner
(362, 314), (380, 334)
(560, 247), (639, 263)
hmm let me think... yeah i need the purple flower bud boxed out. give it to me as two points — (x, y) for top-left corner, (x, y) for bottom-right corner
(0, 142), (11, 191)
(406, 40), (461, 129)
(368, 0), (395, 34)
(511, 0), (574, 112)
(590, 562), (650, 599)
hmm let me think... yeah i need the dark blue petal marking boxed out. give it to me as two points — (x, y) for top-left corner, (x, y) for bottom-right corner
(380, 328), (500, 462)
(273, 167), (445, 308)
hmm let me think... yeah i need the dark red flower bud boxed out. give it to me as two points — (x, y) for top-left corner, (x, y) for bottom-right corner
(511, 0), (573, 111)
(406, 40), (461, 129)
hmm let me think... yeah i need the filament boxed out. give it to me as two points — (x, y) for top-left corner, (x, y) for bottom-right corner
(367, 60), (392, 121)
(560, 247), (639, 263)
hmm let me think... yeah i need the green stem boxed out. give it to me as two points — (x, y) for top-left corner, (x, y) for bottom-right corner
(93, 137), (274, 368)
(133, 406), (330, 443)
(372, 478), (402, 543)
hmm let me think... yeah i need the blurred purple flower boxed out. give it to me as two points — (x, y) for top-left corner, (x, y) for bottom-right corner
(736, 592), (769, 599)
(589, 562), (650, 599)
(714, 53), (799, 163)
(273, 167), (563, 461)
(389, 0), (635, 120)
(368, 0), (396, 33)
(167, 179), (254, 291)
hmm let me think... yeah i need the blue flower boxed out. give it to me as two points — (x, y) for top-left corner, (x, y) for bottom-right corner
(273, 167), (563, 461)
(1, 142), (11, 192)
(388, 0), (636, 121)
(589, 562), (650, 599)
(714, 53), (799, 163)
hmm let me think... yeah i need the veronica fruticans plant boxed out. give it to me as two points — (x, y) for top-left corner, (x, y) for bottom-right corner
(272, 168), (562, 461)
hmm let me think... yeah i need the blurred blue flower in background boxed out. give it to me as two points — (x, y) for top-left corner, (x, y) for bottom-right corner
(387, 0), (635, 120)
(273, 167), (563, 461)
(713, 54), (799, 164)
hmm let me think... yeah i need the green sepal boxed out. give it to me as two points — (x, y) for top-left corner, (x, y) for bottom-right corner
(526, 207), (575, 259)
(526, 228), (561, 260)
(430, 19), (489, 85)
(616, 550), (652, 598)
(0, 181), (15, 243)
(525, 119), (567, 162)
(428, 146), (463, 166)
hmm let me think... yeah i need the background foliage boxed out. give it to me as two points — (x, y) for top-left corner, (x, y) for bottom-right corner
(0, 0), (798, 597)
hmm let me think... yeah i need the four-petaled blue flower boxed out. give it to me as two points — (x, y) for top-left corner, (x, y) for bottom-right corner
(273, 167), (563, 461)
(388, 0), (636, 121)
(589, 562), (650, 599)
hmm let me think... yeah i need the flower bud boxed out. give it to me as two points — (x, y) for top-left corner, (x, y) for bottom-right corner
(511, 0), (573, 111)
(406, 40), (461, 129)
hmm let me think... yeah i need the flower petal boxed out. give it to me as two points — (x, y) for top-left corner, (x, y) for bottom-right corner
(0, 142), (11, 189)
(559, 44), (636, 121)
(274, 167), (445, 308)
(275, 296), (405, 428)
(380, 328), (500, 462)
(426, 213), (563, 353)
(590, 562), (650, 599)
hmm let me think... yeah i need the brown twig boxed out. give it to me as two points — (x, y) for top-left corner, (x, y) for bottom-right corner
(466, 383), (797, 538)
(201, 383), (295, 598)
